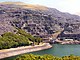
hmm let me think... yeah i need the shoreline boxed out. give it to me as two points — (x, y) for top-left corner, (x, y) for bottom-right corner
(0, 43), (52, 59)
(55, 39), (80, 44)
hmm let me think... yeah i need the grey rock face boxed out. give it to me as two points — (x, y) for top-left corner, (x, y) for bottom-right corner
(0, 4), (80, 35)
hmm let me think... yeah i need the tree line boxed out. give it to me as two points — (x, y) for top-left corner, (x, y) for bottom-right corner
(0, 29), (42, 49)
(14, 54), (80, 60)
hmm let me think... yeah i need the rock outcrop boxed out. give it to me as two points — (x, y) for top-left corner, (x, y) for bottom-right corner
(0, 2), (80, 36)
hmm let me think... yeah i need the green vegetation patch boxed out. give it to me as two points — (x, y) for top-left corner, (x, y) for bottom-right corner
(0, 29), (42, 49)
(14, 54), (80, 60)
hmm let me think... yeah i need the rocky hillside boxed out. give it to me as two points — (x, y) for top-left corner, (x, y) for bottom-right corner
(0, 2), (80, 36)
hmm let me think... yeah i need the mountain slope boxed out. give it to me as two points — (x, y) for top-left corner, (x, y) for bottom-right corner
(0, 2), (47, 10)
(0, 2), (80, 36)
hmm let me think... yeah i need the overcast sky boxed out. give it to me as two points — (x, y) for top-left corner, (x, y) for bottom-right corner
(0, 0), (80, 15)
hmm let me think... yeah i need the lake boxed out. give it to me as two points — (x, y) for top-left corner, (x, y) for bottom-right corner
(2, 44), (80, 60)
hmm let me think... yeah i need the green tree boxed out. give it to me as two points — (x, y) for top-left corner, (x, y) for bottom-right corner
(35, 37), (42, 45)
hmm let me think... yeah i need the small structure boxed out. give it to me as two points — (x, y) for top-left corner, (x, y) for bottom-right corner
(65, 39), (73, 41)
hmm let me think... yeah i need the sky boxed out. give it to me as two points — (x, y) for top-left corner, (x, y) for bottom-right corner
(0, 0), (80, 15)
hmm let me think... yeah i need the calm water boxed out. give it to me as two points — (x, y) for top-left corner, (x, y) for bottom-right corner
(2, 44), (80, 60)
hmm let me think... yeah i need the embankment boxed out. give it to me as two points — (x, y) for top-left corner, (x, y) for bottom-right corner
(0, 43), (52, 59)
